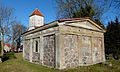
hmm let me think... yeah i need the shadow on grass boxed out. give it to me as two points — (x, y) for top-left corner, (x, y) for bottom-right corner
(2, 52), (16, 62)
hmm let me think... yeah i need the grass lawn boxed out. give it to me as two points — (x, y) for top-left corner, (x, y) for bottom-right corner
(0, 53), (120, 72)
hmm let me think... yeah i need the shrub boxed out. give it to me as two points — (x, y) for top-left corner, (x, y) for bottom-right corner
(2, 52), (16, 61)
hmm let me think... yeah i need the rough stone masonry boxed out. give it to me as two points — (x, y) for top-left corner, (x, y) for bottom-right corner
(22, 9), (106, 69)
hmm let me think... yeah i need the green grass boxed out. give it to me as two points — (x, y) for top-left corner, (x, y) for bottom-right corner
(2, 52), (16, 61)
(0, 53), (120, 72)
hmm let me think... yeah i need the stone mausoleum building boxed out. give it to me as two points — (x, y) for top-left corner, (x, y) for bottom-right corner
(23, 9), (106, 69)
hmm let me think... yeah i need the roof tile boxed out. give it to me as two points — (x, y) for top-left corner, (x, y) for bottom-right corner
(30, 8), (44, 17)
(4, 44), (11, 48)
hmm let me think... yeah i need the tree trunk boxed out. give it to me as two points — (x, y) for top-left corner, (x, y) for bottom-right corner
(1, 34), (4, 56)
(11, 37), (14, 52)
(0, 33), (4, 62)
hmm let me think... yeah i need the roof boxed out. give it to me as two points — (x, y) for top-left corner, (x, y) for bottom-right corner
(29, 8), (44, 17)
(4, 44), (11, 48)
(58, 17), (90, 22)
(23, 17), (105, 35)
(58, 17), (105, 29)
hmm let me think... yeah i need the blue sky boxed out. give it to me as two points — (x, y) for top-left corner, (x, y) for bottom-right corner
(0, 0), (118, 27)
(0, 0), (57, 27)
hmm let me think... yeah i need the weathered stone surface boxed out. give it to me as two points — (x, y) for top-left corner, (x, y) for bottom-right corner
(43, 35), (55, 67)
(32, 52), (40, 63)
(92, 37), (102, 63)
(23, 19), (105, 69)
(24, 39), (30, 61)
(62, 35), (79, 68)
(80, 36), (92, 65)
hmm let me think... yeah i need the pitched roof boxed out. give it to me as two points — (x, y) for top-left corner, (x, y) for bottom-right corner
(23, 17), (105, 35)
(58, 17), (105, 29)
(29, 8), (44, 17)
(4, 44), (11, 48)
(58, 17), (90, 22)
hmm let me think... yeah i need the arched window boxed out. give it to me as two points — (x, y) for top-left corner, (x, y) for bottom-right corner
(35, 41), (38, 52)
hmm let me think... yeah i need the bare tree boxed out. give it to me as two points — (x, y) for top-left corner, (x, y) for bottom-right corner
(0, 3), (13, 58)
(111, 0), (120, 8)
(109, 0), (120, 15)
(55, 0), (110, 20)
(6, 21), (27, 52)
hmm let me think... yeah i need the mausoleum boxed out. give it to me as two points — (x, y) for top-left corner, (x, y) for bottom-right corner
(23, 9), (106, 69)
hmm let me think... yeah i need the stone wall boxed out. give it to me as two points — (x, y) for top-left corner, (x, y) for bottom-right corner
(32, 38), (40, 63)
(23, 27), (58, 68)
(32, 52), (40, 63)
(43, 35), (55, 68)
(80, 36), (92, 65)
(58, 25), (105, 69)
(63, 35), (79, 68)
(92, 37), (102, 63)
(60, 34), (104, 69)
(24, 39), (30, 61)
(23, 23), (105, 69)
